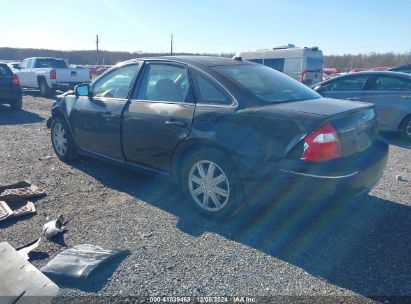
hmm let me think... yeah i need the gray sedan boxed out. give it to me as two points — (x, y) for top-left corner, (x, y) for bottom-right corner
(313, 71), (411, 140)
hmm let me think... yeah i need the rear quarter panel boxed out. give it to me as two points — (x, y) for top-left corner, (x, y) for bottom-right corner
(176, 104), (323, 180)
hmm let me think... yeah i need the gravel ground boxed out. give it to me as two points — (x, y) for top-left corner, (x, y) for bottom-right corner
(0, 93), (410, 303)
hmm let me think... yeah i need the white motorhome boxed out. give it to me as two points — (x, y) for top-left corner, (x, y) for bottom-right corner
(235, 44), (324, 86)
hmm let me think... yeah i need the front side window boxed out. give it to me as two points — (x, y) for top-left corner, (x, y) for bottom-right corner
(92, 64), (140, 99)
(263, 58), (285, 72)
(192, 72), (232, 105)
(306, 57), (323, 71)
(213, 64), (320, 104)
(135, 63), (189, 103)
(27, 59), (33, 69)
(321, 75), (368, 91)
(371, 76), (411, 91)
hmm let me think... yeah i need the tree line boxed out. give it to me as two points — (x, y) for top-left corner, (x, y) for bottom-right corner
(0, 47), (409, 70)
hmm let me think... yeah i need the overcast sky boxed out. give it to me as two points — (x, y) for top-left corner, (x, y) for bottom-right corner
(1, 0), (410, 55)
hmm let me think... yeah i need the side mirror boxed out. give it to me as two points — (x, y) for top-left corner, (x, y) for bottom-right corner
(75, 84), (90, 97)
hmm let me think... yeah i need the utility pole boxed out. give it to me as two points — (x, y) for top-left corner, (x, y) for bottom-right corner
(96, 35), (100, 65)
(170, 33), (173, 55)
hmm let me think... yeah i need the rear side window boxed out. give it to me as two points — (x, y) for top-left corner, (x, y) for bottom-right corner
(371, 76), (411, 91)
(321, 75), (368, 91)
(247, 59), (263, 64)
(192, 72), (232, 105)
(0, 65), (11, 76)
(34, 59), (68, 69)
(306, 57), (323, 71)
(263, 58), (285, 72)
(135, 63), (189, 103)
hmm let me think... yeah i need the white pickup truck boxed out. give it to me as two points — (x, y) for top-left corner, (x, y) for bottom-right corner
(16, 57), (91, 97)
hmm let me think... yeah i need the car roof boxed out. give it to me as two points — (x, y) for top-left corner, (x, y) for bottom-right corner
(319, 70), (411, 85)
(121, 56), (251, 68)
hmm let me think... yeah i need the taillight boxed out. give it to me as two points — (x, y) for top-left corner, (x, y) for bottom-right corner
(12, 74), (20, 86)
(50, 70), (56, 80)
(301, 69), (307, 83)
(302, 122), (343, 162)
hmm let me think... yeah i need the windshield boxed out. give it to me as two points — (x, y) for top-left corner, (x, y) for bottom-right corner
(212, 64), (321, 104)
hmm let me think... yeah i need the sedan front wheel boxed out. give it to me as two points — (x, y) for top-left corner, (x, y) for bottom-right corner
(51, 116), (78, 161)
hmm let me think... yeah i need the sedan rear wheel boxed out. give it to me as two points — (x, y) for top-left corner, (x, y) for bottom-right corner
(401, 116), (411, 141)
(188, 160), (230, 212)
(181, 149), (244, 219)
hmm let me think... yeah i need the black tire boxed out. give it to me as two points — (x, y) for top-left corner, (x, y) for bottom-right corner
(51, 116), (78, 161)
(400, 115), (411, 141)
(39, 79), (55, 98)
(10, 98), (22, 110)
(180, 148), (245, 219)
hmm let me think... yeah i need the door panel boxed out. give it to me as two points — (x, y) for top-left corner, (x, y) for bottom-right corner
(70, 97), (127, 159)
(362, 90), (411, 130)
(122, 62), (195, 172)
(70, 63), (141, 159)
(363, 75), (411, 130)
(122, 101), (195, 171)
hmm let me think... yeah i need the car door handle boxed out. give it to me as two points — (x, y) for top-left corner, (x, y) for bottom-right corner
(401, 95), (411, 99)
(346, 97), (361, 100)
(102, 113), (115, 119)
(164, 120), (187, 128)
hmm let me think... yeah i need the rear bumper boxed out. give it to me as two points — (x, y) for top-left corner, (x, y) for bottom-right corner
(51, 82), (88, 91)
(0, 88), (22, 103)
(239, 139), (388, 204)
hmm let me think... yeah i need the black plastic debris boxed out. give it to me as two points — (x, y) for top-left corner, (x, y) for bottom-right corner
(40, 244), (129, 291)
(16, 238), (41, 261)
(0, 242), (59, 303)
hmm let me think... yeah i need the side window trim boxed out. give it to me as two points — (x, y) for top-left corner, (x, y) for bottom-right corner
(191, 68), (238, 108)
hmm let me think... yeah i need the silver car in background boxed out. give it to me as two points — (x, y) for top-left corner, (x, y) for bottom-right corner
(313, 71), (411, 141)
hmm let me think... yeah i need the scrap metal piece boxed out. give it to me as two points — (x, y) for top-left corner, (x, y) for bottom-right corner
(0, 181), (46, 200)
(42, 214), (67, 240)
(0, 200), (36, 222)
(0, 242), (59, 303)
(9, 200), (36, 218)
(0, 201), (13, 222)
(40, 244), (127, 280)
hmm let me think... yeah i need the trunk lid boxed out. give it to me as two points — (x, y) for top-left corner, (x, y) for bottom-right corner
(0, 65), (12, 92)
(253, 98), (379, 158)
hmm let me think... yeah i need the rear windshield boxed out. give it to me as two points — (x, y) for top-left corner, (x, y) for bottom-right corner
(34, 59), (68, 69)
(306, 57), (323, 71)
(212, 64), (321, 104)
(0, 64), (12, 75)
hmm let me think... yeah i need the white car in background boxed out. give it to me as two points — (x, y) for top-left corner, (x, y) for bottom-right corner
(16, 57), (91, 97)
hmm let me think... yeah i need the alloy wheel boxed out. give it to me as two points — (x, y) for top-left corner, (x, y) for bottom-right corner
(406, 120), (411, 139)
(52, 122), (68, 156)
(188, 160), (230, 212)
